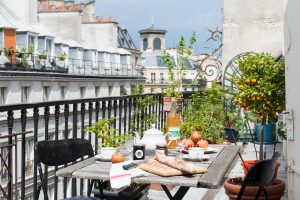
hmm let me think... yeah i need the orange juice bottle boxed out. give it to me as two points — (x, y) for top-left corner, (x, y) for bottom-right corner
(166, 97), (181, 149)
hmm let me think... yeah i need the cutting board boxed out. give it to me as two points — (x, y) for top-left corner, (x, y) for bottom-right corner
(139, 159), (207, 177)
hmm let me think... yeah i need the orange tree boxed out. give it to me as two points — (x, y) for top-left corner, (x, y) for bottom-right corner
(233, 52), (285, 161)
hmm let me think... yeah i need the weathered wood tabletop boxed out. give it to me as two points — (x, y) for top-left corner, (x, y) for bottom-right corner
(56, 145), (240, 189)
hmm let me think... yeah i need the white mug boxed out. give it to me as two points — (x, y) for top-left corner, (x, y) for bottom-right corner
(188, 147), (204, 158)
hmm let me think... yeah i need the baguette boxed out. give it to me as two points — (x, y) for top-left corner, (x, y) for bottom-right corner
(154, 152), (207, 174)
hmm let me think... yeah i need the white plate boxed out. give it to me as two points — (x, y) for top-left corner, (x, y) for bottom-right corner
(94, 154), (111, 162)
(183, 154), (209, 161)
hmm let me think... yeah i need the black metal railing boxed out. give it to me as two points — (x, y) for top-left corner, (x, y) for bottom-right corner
(0, 92), (193, 199)
(0, 51), (140, 77)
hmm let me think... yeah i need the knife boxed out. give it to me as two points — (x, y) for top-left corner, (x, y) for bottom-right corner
(122, 160), (147, 170)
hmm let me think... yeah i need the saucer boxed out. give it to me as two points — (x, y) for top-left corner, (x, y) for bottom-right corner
(183, 154), (209, 161)
(94, 154), (111, 162)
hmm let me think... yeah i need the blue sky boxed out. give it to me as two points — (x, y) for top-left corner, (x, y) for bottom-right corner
(94, 0), (222, 54)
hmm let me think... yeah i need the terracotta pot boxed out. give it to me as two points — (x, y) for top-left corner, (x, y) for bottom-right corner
(241, 160), (281, 177)
(163, 97), (184, 112)
(224, 177), (285, 200)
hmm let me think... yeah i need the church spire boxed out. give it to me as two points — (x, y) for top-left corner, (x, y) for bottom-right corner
(151, 16), (154, 28)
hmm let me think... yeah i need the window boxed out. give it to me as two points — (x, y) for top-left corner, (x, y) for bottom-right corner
(151, 73), (156, 83)
(21, 87), (30, 103)
(153, 38), (161, 50)
(80, 87), (86, 99)
(43, 86), (50, 101)
(46, 39), (52, 56)
(143, 38), (148, 51)
(28, 35), (35, 47)
(60, 86), (67, 100)
(108, 86), (113, 96)
(95, 86), (100, 97)
(0, 87), (7, 105)
(160, 73), (164, 83)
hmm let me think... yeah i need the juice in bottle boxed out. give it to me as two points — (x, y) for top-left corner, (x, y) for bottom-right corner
(166, 97), (181, 149)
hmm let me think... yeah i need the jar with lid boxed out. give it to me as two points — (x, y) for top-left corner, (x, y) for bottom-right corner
(156, 143), (168, 156)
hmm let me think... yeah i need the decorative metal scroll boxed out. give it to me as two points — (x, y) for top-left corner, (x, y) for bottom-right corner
(194, 27), (223, 83)
(222, 52), (256, 93)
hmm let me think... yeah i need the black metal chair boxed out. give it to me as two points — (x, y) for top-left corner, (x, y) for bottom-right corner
(237, 152), (281, 200)
(35, 138), (103, 200)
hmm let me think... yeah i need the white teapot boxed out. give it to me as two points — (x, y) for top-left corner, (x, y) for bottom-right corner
(141, 124), (167, 150)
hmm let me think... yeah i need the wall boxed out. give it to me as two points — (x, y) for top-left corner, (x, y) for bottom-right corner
(222, 0), (284, 69)
(1, 0), (37, 23)
(285, 0), (300, 199)
(38, 11), (82, 43)
(81, 22), (118, 49)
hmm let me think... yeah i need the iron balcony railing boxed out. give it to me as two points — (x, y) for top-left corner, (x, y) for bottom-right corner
(0, 51), (141, 77)
(0, 92), (193, 200)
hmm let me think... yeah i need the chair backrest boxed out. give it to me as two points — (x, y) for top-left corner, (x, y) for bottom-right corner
(35, 138), (94, 166)
(35, 138), (94, 200)
(246, 152), (281, 186)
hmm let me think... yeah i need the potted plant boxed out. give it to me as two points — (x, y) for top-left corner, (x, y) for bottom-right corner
(224, 52), (286, 199)
(162, 32), (197, 111)
(38, 51), (47, 67)
(85, 118), (132, 159)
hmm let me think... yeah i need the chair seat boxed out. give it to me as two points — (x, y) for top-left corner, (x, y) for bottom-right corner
(64, 196), (98, 200)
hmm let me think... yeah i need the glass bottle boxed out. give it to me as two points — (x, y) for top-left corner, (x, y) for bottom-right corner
(166, 97), (181, 149)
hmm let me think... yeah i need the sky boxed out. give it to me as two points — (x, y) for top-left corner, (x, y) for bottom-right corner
(94, 0), (223, 54)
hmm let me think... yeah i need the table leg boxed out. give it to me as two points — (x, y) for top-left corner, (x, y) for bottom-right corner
(161, 185), (190, 200)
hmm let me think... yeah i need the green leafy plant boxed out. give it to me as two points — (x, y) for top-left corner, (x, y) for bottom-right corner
(85, 118), (132, 148)
(4, 47), (13, 58)
(162, 32), (197, 97)
(38, 51), (47, 61)
(181, 82), (226, 143)
(234, 52), (285, 160)
(58, 52), (67, 62)
(130, 84), (157, 137)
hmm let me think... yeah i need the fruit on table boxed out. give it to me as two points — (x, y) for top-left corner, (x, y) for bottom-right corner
(184, 138), (194, 150)
(190, 131), (202, 143)
(111, 152), (125, 163)
(197, 139), (208, 149)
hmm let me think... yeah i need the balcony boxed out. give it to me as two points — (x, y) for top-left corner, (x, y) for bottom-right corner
(0, 92), (193, 199)
(0, 51), (141, 77)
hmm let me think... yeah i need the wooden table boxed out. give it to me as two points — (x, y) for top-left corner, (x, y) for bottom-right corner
(56, 145), (240, 200)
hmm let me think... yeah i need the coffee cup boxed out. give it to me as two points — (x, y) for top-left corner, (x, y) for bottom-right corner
(188, 147), (204, 158)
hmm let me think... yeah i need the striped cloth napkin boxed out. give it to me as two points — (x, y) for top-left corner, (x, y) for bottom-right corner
(109, 160), (147, 190)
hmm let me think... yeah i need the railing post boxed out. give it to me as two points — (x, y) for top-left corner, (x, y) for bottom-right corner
(63, 104), (69, 198)
(44, 106), (50, 191)
(113, 100), (117, 129)
(21, 109), (27, 200)
(33, 108), (39, 200)
(88, 102), (93, 142)
(72, 103), (78, 196)
(95, 101), (100, 147)
(54, 105), (60, 200)
(7, 110), (14, 200)
(80, 103), (85, 196)
(128, 98), (132, 132)
(118, 99), (123, 135)
(124, 99), (127, 133)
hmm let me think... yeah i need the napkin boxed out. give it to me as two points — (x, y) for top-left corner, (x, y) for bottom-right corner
(109, 160), (147, 190)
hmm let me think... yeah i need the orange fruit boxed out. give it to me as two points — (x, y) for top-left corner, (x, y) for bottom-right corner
(266, 101), (271, 105)
(257, 97), (262, 101)
(251, 97), (256, 101)
(251, 79), (257, 84)
(245, 79), (251, 83)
